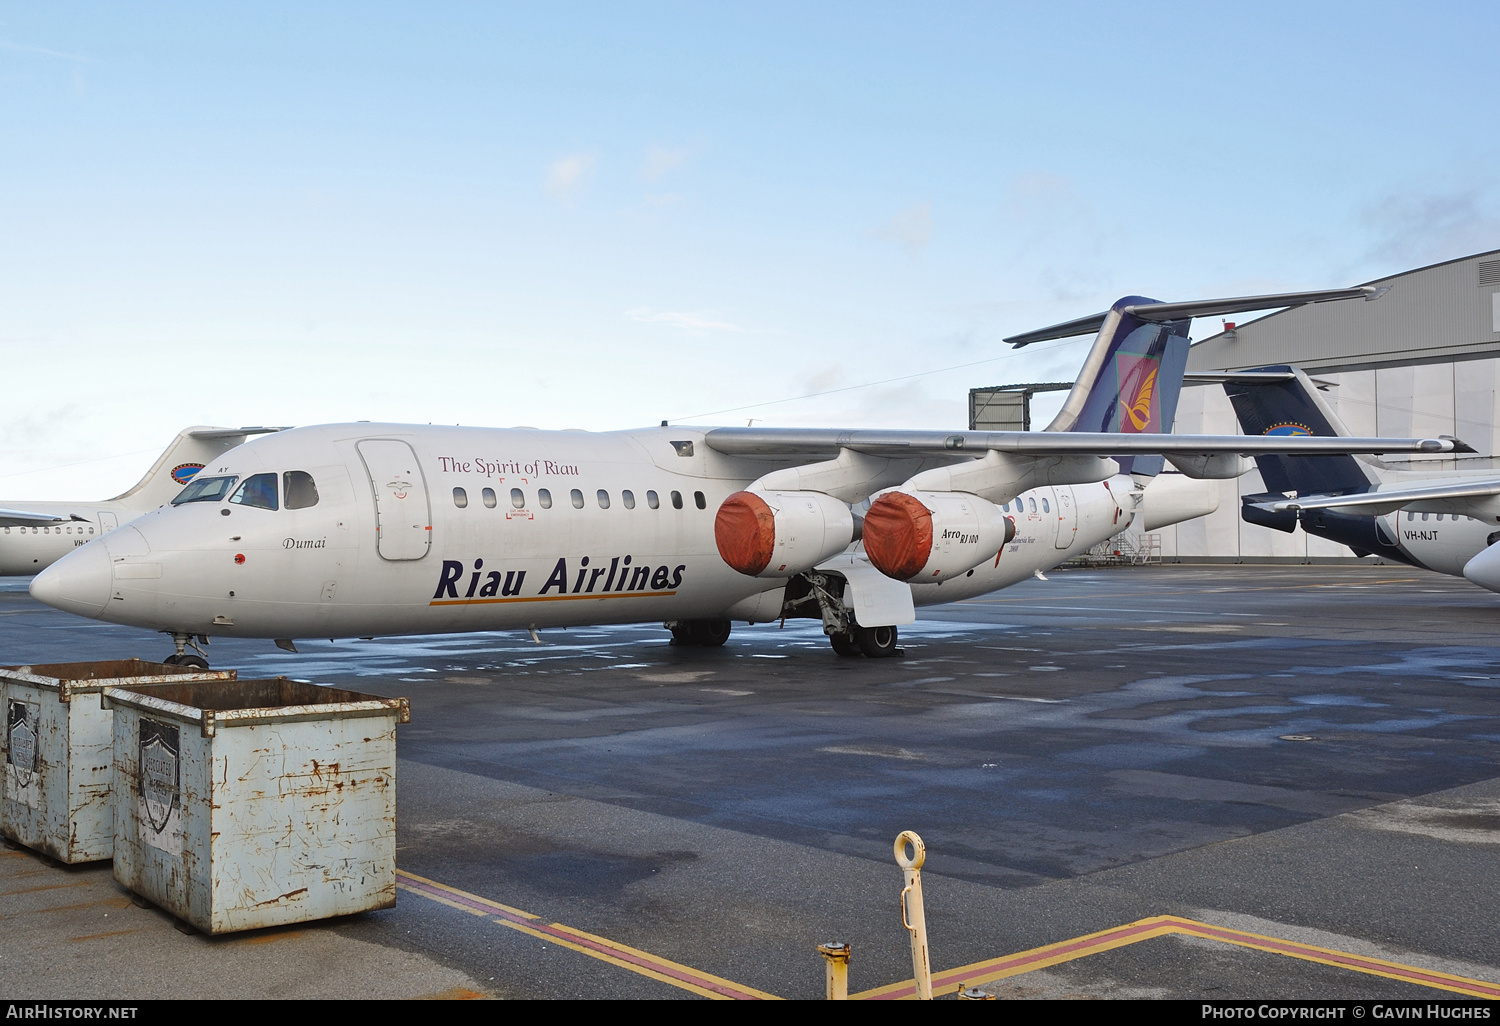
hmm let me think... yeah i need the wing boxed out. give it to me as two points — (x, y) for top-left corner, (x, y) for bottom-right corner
(703, 427), (1469, 458)
(0, 507), (83, 528)
(1259, 479), (1500, 516)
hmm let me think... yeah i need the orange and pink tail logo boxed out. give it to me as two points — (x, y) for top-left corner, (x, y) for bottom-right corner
(1114, 356), (1161, 433)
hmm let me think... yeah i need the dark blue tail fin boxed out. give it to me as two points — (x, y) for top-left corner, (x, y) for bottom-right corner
(1044, 297), (1192, 476)
(1222, 365), (1378, 497)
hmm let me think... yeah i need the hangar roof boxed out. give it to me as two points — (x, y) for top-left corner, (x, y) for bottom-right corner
(1186, 249), (1500, 374)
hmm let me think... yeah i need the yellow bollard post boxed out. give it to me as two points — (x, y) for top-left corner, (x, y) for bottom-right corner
(817, 942), (851, 999)
(895, 830), (932, 1000)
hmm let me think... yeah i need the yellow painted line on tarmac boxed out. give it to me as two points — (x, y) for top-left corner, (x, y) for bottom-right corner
(851, 915), (1500, 1000)
(395, 869), (779, 1000)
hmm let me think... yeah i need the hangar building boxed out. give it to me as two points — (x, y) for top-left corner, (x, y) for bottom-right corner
(1171, 249), (1500, 560)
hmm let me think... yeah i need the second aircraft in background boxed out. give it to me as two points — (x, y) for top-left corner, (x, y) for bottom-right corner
(1224, 366), (1500, 593)
(0, 428), (285, 576)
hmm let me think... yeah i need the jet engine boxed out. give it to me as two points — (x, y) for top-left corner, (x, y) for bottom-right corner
(715, 490), (855, 578)
(863, 490), (1015, 582)
(1463, 538), (1500, 596)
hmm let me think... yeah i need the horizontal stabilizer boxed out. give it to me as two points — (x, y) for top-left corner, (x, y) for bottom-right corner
(1183, 371), (1299, 385)
(1005, 286), (1382, 347)
(186, 426), (290, 439)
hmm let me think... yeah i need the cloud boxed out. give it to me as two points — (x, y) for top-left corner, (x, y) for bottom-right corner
(625, 308), (744, 335)
(0, 41), (91, 62)
(546, 152), (596, 202)
(802, 365), (845, 393)
(995, 171), (1124, 306)
(872, 201), (933, 254)
(640, 192), (684, 210)
(0, 405), (83, 449)
(642, 146), (690, 182)
(1360, 187), (1500, 270)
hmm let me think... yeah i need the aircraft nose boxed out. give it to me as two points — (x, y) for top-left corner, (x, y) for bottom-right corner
(30, 537), (114, 618)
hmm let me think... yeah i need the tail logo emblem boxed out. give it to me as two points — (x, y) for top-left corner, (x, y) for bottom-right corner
(1113, 356), (1161, 433)
(171, 463), (204, 485)
(1264, 423), (1313, 436)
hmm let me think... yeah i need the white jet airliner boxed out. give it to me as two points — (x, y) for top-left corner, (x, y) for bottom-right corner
(30, 288), (1465, 667)
(0, 427), (285, 576)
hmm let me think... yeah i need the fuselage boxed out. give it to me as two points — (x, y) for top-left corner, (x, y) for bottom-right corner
(1298, 506), (1499, 578)
(0, 503), (123, 576)
(31, 423), (1140, 640)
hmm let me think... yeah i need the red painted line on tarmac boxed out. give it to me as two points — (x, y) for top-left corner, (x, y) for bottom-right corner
(396, 869), (775, 1000)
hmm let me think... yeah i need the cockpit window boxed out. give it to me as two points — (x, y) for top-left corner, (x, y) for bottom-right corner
(171, 475), (239, 505)
(284, 471), (319, 510)
(230, 473), (279, 510)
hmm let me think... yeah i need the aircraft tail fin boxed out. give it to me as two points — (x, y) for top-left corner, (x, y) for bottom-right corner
(1040, 296), (1193, 476)
(1221, 366), (1379, 497)
(108, 426), (288, 510)
(1006, 286), (1385, 477)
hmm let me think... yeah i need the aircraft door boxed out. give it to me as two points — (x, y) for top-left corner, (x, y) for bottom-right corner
(97, 512), (117, 534)
(1054, 486), (1077, 549)
(357, 439), (432, 561)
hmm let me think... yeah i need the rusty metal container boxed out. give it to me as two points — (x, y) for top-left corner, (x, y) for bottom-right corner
(0, 659), (234, 863)
(102, 676), (408, 934)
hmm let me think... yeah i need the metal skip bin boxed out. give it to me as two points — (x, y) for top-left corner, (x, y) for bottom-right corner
(102, 676), (409, 934)
(0, 660), (235, 863)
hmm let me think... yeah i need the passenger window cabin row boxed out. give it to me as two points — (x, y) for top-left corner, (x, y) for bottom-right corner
(2, 525), (95, 535)
(452, 486), (708, 512)
(1001, 497), (1047, 514)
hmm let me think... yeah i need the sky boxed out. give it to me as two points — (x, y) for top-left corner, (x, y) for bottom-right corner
(2, 2), (1498, 498)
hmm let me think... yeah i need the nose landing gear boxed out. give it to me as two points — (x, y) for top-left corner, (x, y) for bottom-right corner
(162, 632), (211, 669)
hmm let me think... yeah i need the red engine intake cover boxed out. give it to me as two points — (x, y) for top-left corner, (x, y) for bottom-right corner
(863, 492), (933, 581)
(715, 491), (776, 576)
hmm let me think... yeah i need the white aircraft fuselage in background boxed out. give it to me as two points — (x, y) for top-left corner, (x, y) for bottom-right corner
(0, 427), (283, 576)
(0, 502), (119, 576)
(31, 423), (1168, 642)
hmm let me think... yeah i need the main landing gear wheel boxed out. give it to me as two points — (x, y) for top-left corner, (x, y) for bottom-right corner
(668, 619), (733, 647)
(854, 624), (899, 658)
(829, 632), (861, 657)
(163, 653), (210, 669)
